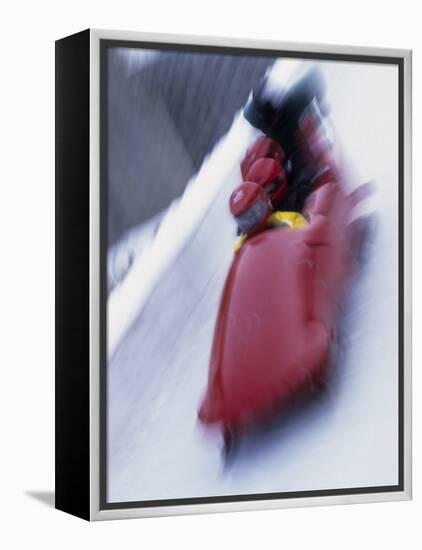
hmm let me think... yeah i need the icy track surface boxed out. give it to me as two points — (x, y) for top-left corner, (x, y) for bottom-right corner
(107, 60), (399, 502)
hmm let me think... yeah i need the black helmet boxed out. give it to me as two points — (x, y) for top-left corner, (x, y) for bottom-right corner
(243, 76), (284, 136)
(243, 66), (327, 155)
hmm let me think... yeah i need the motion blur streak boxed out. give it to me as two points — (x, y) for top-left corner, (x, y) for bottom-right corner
(107, 55), (399, 503)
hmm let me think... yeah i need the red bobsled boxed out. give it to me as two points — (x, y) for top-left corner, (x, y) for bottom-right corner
(198, 168), (369, 434)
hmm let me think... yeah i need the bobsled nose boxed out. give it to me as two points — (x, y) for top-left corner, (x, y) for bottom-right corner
(198, 392), (223, 425)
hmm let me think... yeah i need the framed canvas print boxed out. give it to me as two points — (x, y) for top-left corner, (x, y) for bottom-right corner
(55, 29), (412, 521)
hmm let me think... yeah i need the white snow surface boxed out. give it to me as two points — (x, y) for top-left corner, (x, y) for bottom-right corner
(107, 59), (399, 503)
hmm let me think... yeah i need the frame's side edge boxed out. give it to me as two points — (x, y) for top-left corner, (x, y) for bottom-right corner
(89, 28), (102, 521)
(55, 28), (91, 521)
(402, 49), (412, 499)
